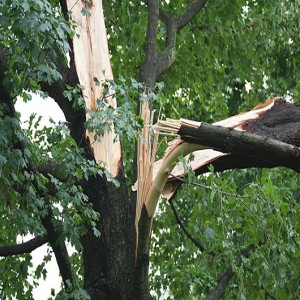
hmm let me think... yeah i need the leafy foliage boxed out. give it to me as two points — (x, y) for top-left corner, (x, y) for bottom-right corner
(151, 168), (300, 299)
(0, 108), (100, 297)
(0, 0), (300, 298)
(0, 0), (71, 93)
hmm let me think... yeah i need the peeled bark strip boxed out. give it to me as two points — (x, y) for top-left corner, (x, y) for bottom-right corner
(135, 101), (159, 238)
(145, 141), (204, 217)
(66, 0), (121, 176)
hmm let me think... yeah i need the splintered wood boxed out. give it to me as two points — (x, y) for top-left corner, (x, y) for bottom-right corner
(156, 118), (200, 135)
(135, 101), (159, 230)
(153, 97), (277, 201)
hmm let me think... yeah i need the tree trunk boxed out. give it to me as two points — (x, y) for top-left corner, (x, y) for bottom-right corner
(79, 169), (137, 299)
(79, 170), (154, 299)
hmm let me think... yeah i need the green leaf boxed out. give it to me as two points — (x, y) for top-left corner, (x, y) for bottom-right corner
(81, 7), (91, 17)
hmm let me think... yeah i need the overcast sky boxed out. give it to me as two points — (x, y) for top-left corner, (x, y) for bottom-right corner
(15, 96), (66, 299)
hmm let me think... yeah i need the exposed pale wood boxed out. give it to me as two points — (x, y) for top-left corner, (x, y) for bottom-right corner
(135, 101), (159, 238)
(66, 0), (121, 176)
(145, 142), (205, 217)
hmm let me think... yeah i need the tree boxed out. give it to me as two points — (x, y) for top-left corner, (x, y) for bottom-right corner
(0, 0), (300, 299)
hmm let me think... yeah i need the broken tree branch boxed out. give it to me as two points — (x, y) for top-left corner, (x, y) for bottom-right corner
(153, 98), (300, 210)
(178, 122), (300, 172)
(0, 236), (48, 257)
(145, 142), (205, 217)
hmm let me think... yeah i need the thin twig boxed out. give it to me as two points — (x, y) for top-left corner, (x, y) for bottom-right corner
(168, 172), (248, 198)
(169, 199), (205, 251)
(168, 172), (271, 239)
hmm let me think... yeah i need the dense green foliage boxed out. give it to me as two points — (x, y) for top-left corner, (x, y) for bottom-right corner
(0, 0), (300, 299)
(151, 168), (300, 299)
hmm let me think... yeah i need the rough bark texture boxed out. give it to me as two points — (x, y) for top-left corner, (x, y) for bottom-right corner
(242, 98), (300, 146)
(178, 122), (300, 172)
(134, 207), (154, 300)
(58, 1), (140, 297)
(80, 169), (136, 300)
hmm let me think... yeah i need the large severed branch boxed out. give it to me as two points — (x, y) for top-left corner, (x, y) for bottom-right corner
(178, 122), (300, 172)
(0, 236), (48, 257)
(156, 99), (300, 203)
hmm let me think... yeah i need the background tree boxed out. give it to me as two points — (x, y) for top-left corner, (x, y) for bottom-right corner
(0, 0), (300, 299)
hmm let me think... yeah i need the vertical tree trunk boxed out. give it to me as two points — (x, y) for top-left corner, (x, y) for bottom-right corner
(81, 171), (137, 299)
(64, 1), (152, 298)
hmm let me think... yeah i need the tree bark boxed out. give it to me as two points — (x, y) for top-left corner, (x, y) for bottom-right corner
(80, 170), (137, 299)
(0, 236), (48, 257)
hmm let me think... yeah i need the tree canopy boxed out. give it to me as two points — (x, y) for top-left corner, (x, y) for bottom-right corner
(0, 0), (300, 299)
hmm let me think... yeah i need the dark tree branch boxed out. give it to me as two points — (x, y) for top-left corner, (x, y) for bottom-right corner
(40, 210), (78, 291)
(178, 122), (300, 173)
(156, 0), (208, 77)
(40, 74), (87, 149)
(0, 236), (48, 257)
(43, 0), (84, 146)
(158, 8), (170, 25)
(141, 0), (208, 81)
(156, 10), (177, 76)
(168, 172), (246, 198)
(206, 244), (256, 300)
(177, 0), (209, 30)
(1, 30), (86, 149)
(0, 82), (77, 292)
(59, 0), (69, 21)
(169, 199), (205, 251)
(206, 267), (234, 300)
(140, 0), (160, 86)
